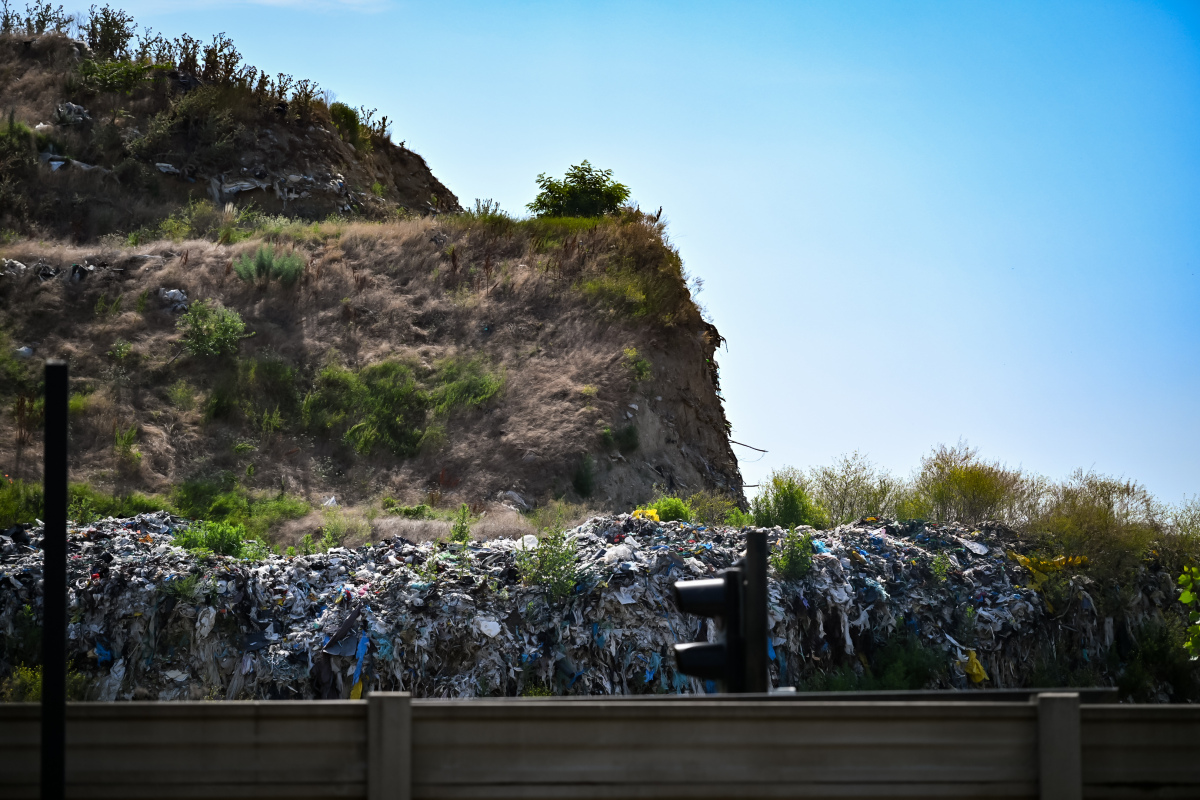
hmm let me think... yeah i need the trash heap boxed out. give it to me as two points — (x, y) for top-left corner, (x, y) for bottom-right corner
(0, 513), (1183, 700)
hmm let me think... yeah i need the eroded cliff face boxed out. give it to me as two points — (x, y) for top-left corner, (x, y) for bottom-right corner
(0, 212), (742, 538)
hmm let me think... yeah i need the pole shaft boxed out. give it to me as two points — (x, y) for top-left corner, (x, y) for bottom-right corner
(41, 360), (68, 800)
(743, 531), (768, 693)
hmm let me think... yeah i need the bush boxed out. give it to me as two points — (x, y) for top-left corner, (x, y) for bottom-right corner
(0, 479), (42, 528)
(911, 443), (1030, 526)
(430, 357), (505, 415)
(170, 474), (308, 541)
(330, 102), (360, 147)
(177, 300), (249, 358)
(382, 499), (432, 519)
(650, 496), (691, 523)
(797, 634), (943, 692)
(0, 664), (91, 702)
(751, 468), (828, 529)
(686, 490), (736, 527)
(516, 525), (578, 600)
(725, 507), (755, 527)
(449, 503), (472, 545)
(572, 455), (596, 498)
(527, 161), (631, 218)
(1116, 620), (1200, 703)
(623, 347), (651, 381)
(302, 361), (428, 456)
(808, 452), (901, 526)
(173, 519), (249, 557)
(602, 424), (639, 453)
(233, 244), (305, 287)
(770, 527), (813, 581)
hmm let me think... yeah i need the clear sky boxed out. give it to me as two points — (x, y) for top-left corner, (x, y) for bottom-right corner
(120, 0), (1200, 502)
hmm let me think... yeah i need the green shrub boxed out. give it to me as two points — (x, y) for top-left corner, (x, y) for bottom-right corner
(912, 443), (1029, 526)
(770, 527), (813, 581)
(449, 503), (472, 545)
(808, 452), (901, 526)
(724, 507), (755, 527)
(684, 490), (735, 527)
(430, 357), (505, 415)
(177, 300), (249, 358)
(527, 161), (631, 217)
(1116, 620), (1200, 703)
(383, 498), (432, 519)
(303, 361), (428, 456)
(168, 380), (196, 410)
(0, 480), (43, 528)
(233, 244), (305, 287)
(1180, 565), (1200, 659)
(170, 474), (308, 541)
(623, 347), (651, 381)
(516, 525), (578, 600)
(651, 496), (691, 523)
(174, 519), (247, 557)
(0, 664), (92, 702)
(605, 424), (638, 453)
(330, 102), (361, 147)
(751, 468), (828, 529)
(113, 423), (140, 468)
(797, 634), (942, 692)
(932, 553), (951, 582)
(572, 455), (596, 498)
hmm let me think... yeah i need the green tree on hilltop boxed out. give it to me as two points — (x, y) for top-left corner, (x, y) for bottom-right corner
(527, 161), (631, 217)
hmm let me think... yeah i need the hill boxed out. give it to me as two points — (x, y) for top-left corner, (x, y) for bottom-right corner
(0, 21), (742, 548)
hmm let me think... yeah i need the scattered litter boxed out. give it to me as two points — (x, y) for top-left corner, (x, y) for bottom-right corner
(51, 102), (90, 125)
(13, 346), (33, 359)
(1, 259), (26, 277)
(322, 496), (339, 508)
(155, 163), (180, 175)
(0, 513), (1186, 701)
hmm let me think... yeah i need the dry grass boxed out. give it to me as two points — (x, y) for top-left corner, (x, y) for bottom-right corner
(0, 204), (741, 547)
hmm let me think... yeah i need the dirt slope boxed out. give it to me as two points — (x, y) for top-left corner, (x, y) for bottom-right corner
(0, 213), (743, 542)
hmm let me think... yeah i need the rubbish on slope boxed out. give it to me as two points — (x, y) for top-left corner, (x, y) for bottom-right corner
(0, 513), (1186, 701)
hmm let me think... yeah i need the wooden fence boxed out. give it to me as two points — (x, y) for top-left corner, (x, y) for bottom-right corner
(2, 693), (1198, 799)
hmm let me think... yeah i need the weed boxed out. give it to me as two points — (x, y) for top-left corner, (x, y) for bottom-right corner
(0, 664), (91, 702)
(233, 441), (256, 455)
(751, 467), (828, 529)
(771, 528), (813, 581)
(113, 423), (140, 469)
(516, 525), (578, 600)
(174, 520), (248, 557)
(319, 508), (369, 550)
(330, 102), (360, 147)
(68, 391), (92, 417)
(303, 361), (427, 456)
(170, 474), (308, 541)
(371, 181), (385, 198)
(107, 339), (133, 361)
(579, 384), (598, 405)
(572, 455), (596, 498)
(168, 380), (196, 411)
(429, 357), (505, 415)
(449, 503), (472, 545)
(95, 293), (123, 318)
(382, 498), (432, 519)
(161, 573), (201, 600)
(610, 424), (639, 453)
(136, 290), (149, 313)
(233, 244), (305, 287)
(177, 300), (250, 359)
(0, 479), (42, 527)
(932, 553), (951, 582)
(623, 347), (651, 381)
(527, 161), (631, 218)
(298, 533), (315, 556)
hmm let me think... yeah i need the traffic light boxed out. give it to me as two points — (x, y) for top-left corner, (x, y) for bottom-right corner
(672, 530), (767, 693)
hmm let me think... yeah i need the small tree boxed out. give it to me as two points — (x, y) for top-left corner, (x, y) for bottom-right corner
(751, 467), (828, 529)
(527, 161), (631, 217)
(177, 299), (249, 358)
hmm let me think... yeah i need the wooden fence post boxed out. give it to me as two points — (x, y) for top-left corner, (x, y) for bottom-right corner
(368, 692), (411, 800)
(1038, 692), (1081, 800)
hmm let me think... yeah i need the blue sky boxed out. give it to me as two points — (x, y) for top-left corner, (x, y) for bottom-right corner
(121, 0), (1200, 502)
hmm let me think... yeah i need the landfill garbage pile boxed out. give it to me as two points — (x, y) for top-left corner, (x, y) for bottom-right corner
(0, 513), (1186, 700)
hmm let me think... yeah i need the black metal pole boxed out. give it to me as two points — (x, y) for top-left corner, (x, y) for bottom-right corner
(743, 530), (768, 693)
(41, 360), (67, 800)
